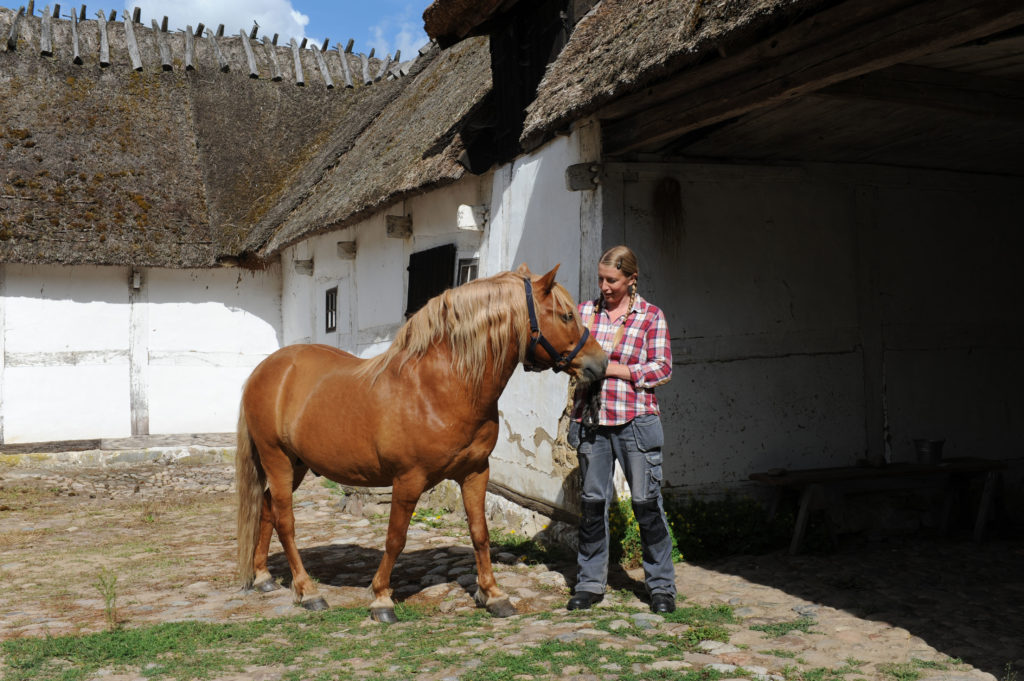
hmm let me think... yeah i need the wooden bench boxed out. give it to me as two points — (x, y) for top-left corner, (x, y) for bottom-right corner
(750, 457), (1005, 554)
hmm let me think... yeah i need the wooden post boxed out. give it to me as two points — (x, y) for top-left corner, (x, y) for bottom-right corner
(262, 36), (282, 81)
(320, 37), (328, 52)
(215, 23), (223, 37)
(239, 29), (259, 78)
(184, 25), (195, 70)
(249, 23), (257, 39)
(5, 6), (23, 52)
(52, 3), (59, 18)
(344, 38), (353, 53)
(79, 5), (85, 21)
(107, 7), (114, 22)
(71, 8), (82, 64)
(128, 269), (150, 437)
(40, 4), (53, 57)
(290, 37), (304, 86)
(335, 43), (353, 88)
(26, 0), (33, 16)
(160, 15), (167, 32)
(359, 52), (371, 85)
(312, 42), (333, 88)
(368, 47), (374, 58)
(207, 28), (229, 72)
(130, 5), (139, 22)
(152, 19), (172, 71)
(374, 53), (392, 81)
(122, 9), (143, 71)
(95, 9), (110, 66)
(195, 22), (204, 37)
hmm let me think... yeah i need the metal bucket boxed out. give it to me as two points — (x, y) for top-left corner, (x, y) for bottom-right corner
(913, 439), (944, 464)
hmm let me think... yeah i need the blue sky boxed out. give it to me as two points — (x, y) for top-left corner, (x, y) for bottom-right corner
(1, 1), (432, 60)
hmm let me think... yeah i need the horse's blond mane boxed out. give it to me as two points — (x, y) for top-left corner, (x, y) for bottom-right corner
(356, 269), (578, 389)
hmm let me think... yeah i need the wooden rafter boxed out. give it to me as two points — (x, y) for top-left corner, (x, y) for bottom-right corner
(601, 0), (1024, 156)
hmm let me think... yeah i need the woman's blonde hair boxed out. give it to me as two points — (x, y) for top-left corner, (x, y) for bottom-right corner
(599, 245), (638, 279)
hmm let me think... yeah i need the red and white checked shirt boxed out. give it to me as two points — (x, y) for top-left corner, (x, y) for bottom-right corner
(573, 295), (672, 426)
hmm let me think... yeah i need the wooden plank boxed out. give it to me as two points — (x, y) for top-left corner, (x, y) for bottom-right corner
(184, 24), (195, 70)
(95, 8), (109, 66)
(344, 38), (353, 53)
(359, 52), (371, 85)
(151, 19), (172, 71)
(335, 43), (353, 88)
(817, 63), (1024, 119)
(311, 41), (333, 88)
(122, 8), (142, 71)
(70, 7), (81, 63)
(374, 52), (392, 81)
(263, 36), (282, 81)
(40, 4), (52, 56)
(290, 37), (304, 85)
(207, 28), (229, 72)
(601, 0), (1024, 155)
(128, 269), (149, 437)
(239, 29), (259, 78)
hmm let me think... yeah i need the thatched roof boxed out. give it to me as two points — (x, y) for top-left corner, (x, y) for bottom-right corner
(423, 0), (513, 47)
(0, 7), (438, 268)
(256, 36), (492, 256)
(520, 0), (831, 150)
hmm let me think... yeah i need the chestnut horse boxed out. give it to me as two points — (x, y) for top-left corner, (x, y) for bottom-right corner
(236, 265), (607, 622)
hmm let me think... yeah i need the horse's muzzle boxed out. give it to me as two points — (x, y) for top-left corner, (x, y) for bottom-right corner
(575, 353), (608, 392)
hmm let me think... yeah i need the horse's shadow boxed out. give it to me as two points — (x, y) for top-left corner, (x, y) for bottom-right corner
(265, 539), (645, 604)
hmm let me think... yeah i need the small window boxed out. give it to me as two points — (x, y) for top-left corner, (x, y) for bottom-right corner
(325, 286), (338, 333)
(457, 258), (479, 286)
(406, 243), (457, 317)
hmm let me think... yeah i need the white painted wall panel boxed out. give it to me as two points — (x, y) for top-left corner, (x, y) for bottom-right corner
(5, 365), (130, 441)
(148, 365), (255, 434)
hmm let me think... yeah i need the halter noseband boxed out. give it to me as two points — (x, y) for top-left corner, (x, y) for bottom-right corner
(523, 277), (590, 373)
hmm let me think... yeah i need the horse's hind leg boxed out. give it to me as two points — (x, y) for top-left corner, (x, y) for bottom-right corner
(369, 475), (427, 623)
(252, 489), (281, 592)
(462, 468), (516, 617)
(259, 453), (326, 610)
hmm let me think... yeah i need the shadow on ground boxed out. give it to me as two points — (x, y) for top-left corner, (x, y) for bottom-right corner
(701, 535), (1024, 677)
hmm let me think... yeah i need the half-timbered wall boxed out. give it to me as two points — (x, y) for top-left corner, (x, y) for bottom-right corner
(0, 264), (282, 442)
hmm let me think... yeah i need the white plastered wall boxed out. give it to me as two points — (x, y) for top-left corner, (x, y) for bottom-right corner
(0, 263), (282, 442)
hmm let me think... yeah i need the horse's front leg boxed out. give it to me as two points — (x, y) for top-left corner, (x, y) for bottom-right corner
(369, 475), (426, 623)
(461, 468), (516, 617)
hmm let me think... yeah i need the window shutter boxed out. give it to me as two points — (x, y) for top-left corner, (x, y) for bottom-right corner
(406, 243), (457, 316)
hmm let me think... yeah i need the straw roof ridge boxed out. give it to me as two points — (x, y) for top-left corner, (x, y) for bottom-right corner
(520, 0), (832, 150)
(257, 36), (493, 256)
(0, 7), (432, 268)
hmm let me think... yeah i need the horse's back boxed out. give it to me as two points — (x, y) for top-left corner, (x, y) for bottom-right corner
(243, 344), (362, 420)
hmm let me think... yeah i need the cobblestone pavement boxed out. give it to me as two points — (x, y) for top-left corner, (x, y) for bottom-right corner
(0, 461), (1021, 680)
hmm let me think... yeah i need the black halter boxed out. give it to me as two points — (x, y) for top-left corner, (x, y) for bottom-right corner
(522, 277), (590, 373)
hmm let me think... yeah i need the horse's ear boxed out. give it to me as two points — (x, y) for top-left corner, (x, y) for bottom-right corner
(516, 263), (532, 276)
(536, 264), (560, 294)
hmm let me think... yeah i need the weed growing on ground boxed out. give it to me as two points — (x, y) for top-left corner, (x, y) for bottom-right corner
(94, 567), (118, 631)
(750, 616), (817, 638)
(877, 658), (958, 681)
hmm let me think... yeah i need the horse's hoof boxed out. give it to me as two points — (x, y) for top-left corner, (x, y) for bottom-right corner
(486, 597), (517, 618)
(301, 597), (329, 611)
(254, 579), (282, 593)
(370, 607), (398, 623)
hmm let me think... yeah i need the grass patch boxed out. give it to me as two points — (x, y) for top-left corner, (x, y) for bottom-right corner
(877, 658), (957, 681)
(751, 616), (817, 638)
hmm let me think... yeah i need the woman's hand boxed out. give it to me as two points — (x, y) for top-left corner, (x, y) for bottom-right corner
(604, 362), (632, 382)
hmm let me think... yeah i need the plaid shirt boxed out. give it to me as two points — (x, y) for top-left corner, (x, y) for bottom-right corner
(573, 295), (672, 426)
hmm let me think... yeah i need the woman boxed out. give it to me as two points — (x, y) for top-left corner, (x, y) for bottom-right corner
(567, 245), (676, 614)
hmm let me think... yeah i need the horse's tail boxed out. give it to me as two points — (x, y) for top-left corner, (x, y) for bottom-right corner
(235, 400), (264, 589)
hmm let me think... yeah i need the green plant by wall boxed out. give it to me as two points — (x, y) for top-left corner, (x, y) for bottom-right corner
(608, 493), (795, 565)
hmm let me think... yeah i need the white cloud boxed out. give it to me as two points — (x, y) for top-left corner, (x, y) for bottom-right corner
(124, 0), (310, 42)
(367, 4), (426, 61)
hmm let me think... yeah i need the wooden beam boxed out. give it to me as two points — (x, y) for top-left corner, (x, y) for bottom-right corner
(122, 9), (143, 71)
(40, 4), (52, 56)
(207, 28), (229, 72)
(335, 43), (353, 88)
(239, 28), (259, 78)
(263, 36), (282, 81)
(312, 42), (333, 88)
(816, 63), (1024, 119)
(5, 6), (24, 52)
(359, 52), (371, 85)
(184, 25), (195, 70)
(152, 19), (172, 71)
(290, 37), (304, 86)
(70, 9), (82, 64)
(95, 9), (110, 66)
(602, 0), (1024, 155)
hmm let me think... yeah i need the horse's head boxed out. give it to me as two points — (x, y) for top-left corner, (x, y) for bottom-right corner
(518, 264), (608, 390)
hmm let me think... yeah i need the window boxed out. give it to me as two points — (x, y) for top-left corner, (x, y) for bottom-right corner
(406, 243), (457, 317)
(325, 286), (338, 333)
(457, 258), (479, 286)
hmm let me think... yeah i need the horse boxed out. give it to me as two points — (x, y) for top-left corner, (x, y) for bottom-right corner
(236, 264), (607, 622)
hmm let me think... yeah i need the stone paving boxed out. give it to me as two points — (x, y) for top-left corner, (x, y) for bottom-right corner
(0, 460), (1021, 680)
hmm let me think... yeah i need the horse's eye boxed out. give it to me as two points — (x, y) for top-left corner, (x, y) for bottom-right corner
(561, 312), (574, 322)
